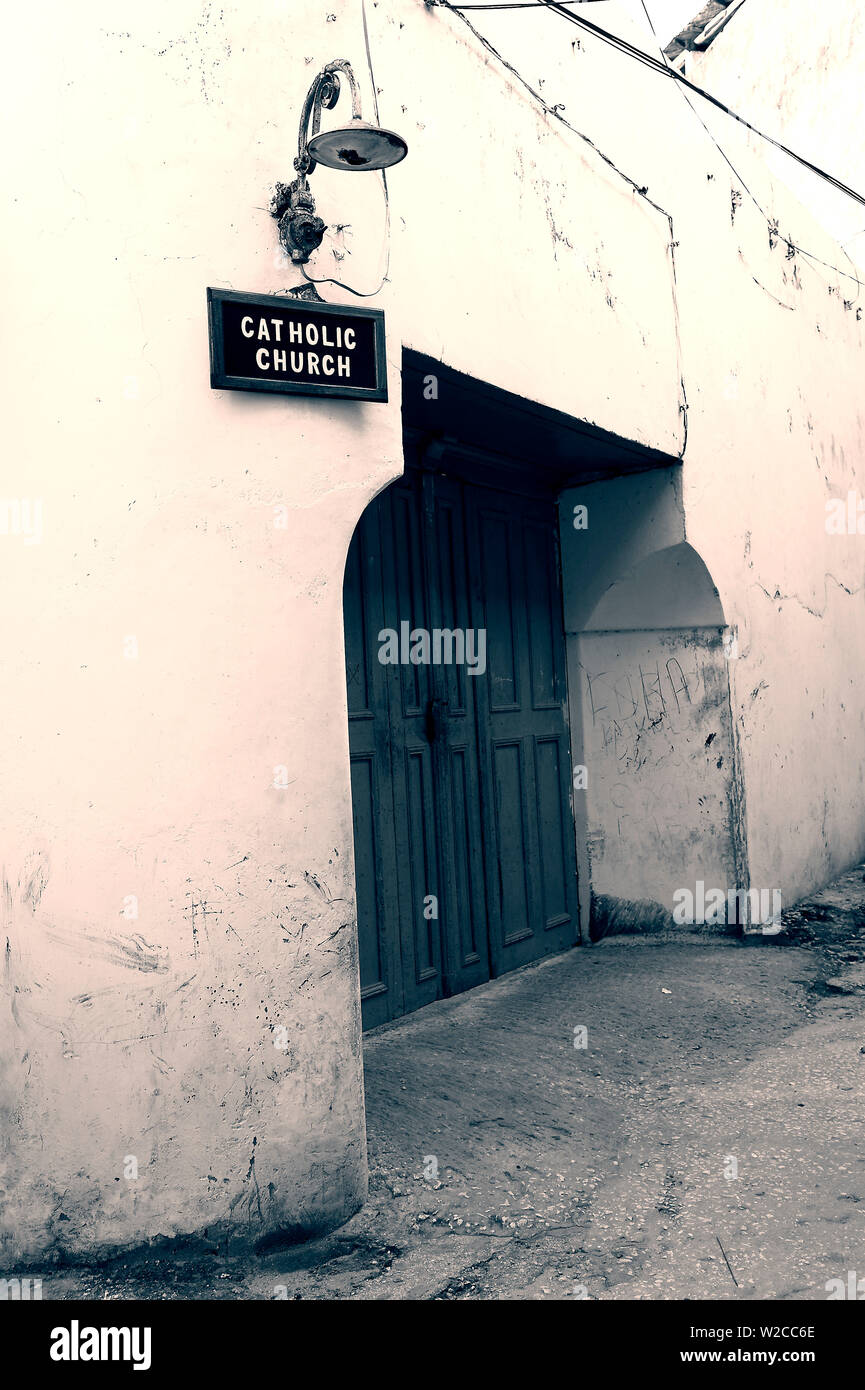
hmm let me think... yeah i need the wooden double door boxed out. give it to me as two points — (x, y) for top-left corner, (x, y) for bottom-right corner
(344, 465), (579, 1029)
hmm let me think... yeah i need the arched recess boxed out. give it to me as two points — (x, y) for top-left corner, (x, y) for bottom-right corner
(585, 543), (726, 632)
(567, 541), (746, 938)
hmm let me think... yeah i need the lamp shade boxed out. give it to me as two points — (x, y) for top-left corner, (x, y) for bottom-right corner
(307, 119), (408, 171)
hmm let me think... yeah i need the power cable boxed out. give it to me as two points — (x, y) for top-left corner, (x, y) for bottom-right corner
(633, 0), (862, 298)
(438, 0), (865, 212)
(540, 1), (865, 213)
(301, 0), (392, 298)
(431, 0), (689, 455)
(435, 2), (607, 9)
(438, 0), (864, 292)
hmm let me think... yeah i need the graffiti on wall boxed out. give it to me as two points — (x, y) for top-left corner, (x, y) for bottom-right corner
(584, 654), (694, 769)
(579, 630), (737, 906)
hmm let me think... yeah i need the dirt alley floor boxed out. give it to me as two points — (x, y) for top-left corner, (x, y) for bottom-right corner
(36, 865), (865, 1301)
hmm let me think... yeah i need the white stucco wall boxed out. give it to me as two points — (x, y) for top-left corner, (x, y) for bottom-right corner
(461, 0), (865, 911)
(579, 626), (737, 926)
(3, 0), (865, 1260)
(1, 0), (407, 1262)
(665, 0), (865, 898)
(680, 0), (865, 261)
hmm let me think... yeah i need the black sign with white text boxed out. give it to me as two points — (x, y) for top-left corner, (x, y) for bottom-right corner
(207, 288), (387, 402)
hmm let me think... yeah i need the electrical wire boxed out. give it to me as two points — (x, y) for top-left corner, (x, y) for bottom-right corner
(434, 2), (607, 9)
(433, 1), (669, 211)
(308, 0), (863, 298)
(432, 0), (689, 456)
(439, 0), (864, 293)
(301, 0), (392, 298)
(439, 0), (865, 214)
(633, 0), (862, 298)
(540, 2), (865, 213)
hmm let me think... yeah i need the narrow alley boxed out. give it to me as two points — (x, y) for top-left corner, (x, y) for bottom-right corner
(44, 865), (865, 1301)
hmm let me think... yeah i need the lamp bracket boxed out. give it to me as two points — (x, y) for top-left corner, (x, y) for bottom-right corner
(269, 177), (326, 265)
(269, 59), (367, 265)
(294, 60), (363, 177)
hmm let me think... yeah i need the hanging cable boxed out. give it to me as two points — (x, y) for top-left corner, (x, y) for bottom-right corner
(436, 0), (864, 292)
(539, 2), (865, 212)
(437, 0), (865, 211)
(633, 0), (862, 298)
(301, 0), (392, 298)
(431, 0), (689, 456)
(431, 2), (607, 9)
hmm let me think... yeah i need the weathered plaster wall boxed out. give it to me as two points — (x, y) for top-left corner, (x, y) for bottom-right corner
(374, 5), (685, 457)
(682, 0), (865, 260)
(675, 184), (865, 905)
(1, 0), (407, 1262)
(560, 473), (738, 935)
(579, 627), (737, 933)
(452, 0), (865, 912)
(665, 0), (865, 901)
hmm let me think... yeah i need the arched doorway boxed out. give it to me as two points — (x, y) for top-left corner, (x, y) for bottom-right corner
(343, 457), (580, 1029)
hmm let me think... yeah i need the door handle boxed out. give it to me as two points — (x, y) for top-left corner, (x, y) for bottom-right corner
(424, 697), (446, 744)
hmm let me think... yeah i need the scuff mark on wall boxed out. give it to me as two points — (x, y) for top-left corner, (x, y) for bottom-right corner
(590, 892), (674, 940)
(42, 926), (170, 974)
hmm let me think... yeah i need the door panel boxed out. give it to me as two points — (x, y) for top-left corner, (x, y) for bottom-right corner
(344, 465), (579, 1028)
(491, 739), (533, 942)
(428, 473), (491, 999)
(470, 485), (579, 976)
(384, 474), (444, 1016)
(534, 736), (573, 929)
(344, 502), (404, 1029)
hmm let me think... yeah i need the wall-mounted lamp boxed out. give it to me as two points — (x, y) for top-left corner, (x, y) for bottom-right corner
(271, 59), (408, 265)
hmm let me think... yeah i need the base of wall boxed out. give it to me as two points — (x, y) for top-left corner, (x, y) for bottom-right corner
(590, 892), (741, 941)
(1, 1159), (368, 1269)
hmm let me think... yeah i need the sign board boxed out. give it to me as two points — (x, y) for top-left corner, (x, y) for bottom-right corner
(207, 288), (387, 402)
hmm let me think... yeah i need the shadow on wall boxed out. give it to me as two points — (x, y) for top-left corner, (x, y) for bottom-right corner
(569, 542), (744, 940)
